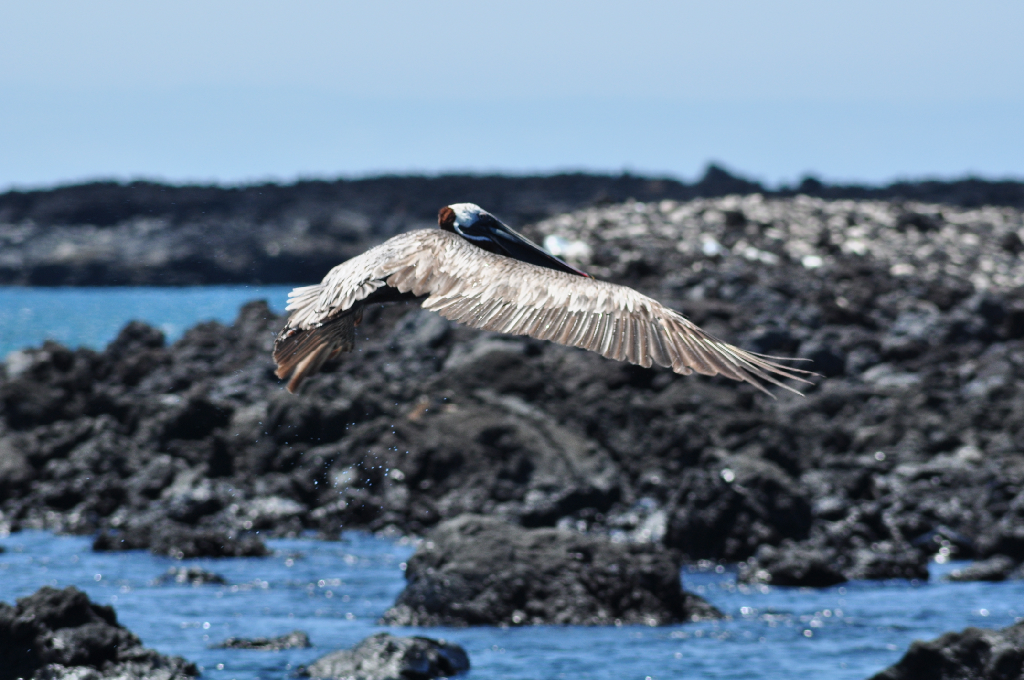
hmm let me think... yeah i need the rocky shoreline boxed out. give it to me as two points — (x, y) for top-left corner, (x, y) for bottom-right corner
(0, 586), (196, 680)
(869, 620), (1024, 680)
(1, 170), (1022, 286)
(4, 195), (1024, 587)
(5, 191), (1024, 675)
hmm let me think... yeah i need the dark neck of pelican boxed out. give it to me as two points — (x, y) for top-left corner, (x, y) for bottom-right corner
(448, 212), (590, 278)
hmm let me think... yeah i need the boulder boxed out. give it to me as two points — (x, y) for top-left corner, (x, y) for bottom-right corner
(93, 519), (268, 558)
(380, 515), (721, 627)
(667, 455), (812, 562)
(300, 633), (468, 680)
(739, 535), (929, 586)
(214, 630), (311, 650)
(154, 566), (226, 585)
(738, 543), (846, 587)
(870, 620), (1024, 680)
(0, 586), (196, 680)
(0, 436), (35, 498)
(946, 555), (1024, 582)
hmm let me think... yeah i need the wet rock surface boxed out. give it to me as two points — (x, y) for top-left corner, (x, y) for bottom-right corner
(0, 585), (196, 680)
(300, 632), (469, 680)
(380, 515), (721, 626)
(2, 171), (1021, 287)
(946, 555), (1024, 582)
(154, 566), (227, 586)
(93, 519), (269, 558)
(2, 195), (1024, 579)
(738, 543), (847, 587)
(870, 620), (1024, 680)
(214, 630), (311, 650)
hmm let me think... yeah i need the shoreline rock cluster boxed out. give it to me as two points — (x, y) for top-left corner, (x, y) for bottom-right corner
(870, 620), (1024, 680)
(1, 195), (1024, 593)
(0, 586), (196, 680)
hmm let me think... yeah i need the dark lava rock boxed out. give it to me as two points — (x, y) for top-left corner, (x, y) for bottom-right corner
(946, 555), (1024, 582)
(380, 515), (721, 627)
(738, 544), (846, 587)
(0, 585), (196, 680)
(94, 520), (268, 559)
(214, 630), (311, 650)
(666, 454), (812, 562)
(977, 490), (1024, 560)
(154, 566), (227, 585)
(869, 620), (1024, 680)
(740, 535), (929, 586)
(300, 632), (468, 680)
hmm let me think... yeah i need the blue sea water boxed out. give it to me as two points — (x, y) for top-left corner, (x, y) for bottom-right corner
(1, 531), (1022, 680)
(0, 286), (294, 358)
(2, 287), (1023, 678)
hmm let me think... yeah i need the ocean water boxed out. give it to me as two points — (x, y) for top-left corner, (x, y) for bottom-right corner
(0, 286), (295, 358)
(1, 530), (1022, 680)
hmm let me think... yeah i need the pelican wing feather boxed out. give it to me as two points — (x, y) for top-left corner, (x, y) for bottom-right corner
(275, 229), (810, 394)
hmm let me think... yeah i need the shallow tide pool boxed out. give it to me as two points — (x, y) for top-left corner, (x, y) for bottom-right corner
(1, 531), (1021, 680)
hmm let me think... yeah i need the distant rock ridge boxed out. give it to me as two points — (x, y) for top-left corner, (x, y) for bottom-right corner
(1, 169), (1023, 286)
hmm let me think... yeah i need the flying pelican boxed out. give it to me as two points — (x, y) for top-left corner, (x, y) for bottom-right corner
(273, 203), (810, 394)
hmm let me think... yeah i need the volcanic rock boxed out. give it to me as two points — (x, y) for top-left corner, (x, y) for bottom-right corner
(666, 453), (812, 562)
(946, 555), (1024, 582)
(379, 515), (721, 626)
(93, 519), (268, 559)
(0, 585), (196, 680)
(738, 543), (846, 587)
(154, 566), (227, 585)
(300, 632), (468, 680)
(214, 630), (311, 650)
(869, 620), (1024, 680)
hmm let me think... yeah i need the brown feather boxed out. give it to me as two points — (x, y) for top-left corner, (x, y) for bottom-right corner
(275, 227), (814, 395)
(272, 310), (357, 393)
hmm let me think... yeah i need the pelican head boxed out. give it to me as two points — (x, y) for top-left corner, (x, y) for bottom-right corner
(438, 203), (589, 277)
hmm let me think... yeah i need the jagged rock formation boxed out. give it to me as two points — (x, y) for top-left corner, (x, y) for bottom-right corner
(300, 633), (468, 680)
(213, 630), (311, 650)
(870, 620), (1024, 680)
(380, 515), (720, 626)
(0, 586), (196, 680)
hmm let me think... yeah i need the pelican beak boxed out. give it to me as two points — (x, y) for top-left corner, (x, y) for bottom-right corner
(469, 215), (591, 278)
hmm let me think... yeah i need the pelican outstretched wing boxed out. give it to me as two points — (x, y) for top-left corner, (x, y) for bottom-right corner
(274, 229), (811, 393)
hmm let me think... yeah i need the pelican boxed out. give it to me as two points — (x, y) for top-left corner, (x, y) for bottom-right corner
(273, 203), (810, 394)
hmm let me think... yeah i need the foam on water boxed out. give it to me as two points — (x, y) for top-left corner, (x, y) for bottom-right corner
(1, 531), (1022, 680)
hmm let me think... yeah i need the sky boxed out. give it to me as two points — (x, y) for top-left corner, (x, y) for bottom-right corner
(1, 1), (1022, 190)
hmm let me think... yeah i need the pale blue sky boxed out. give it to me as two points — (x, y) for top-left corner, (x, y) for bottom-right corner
(1, 1), (1022, 190)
